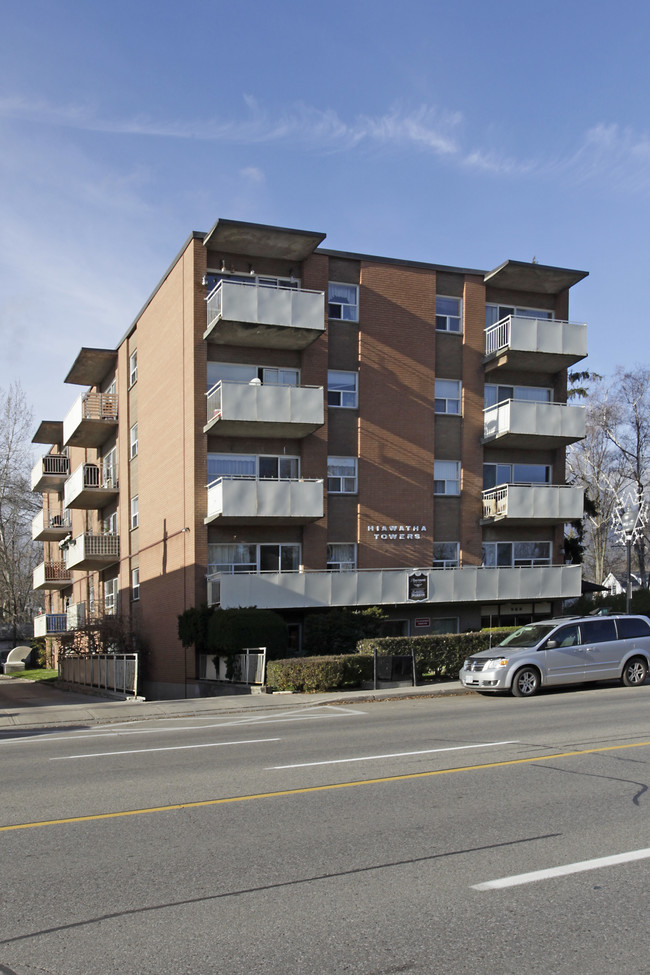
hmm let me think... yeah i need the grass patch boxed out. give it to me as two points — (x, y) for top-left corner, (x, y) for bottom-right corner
(13, 669), (58, 683)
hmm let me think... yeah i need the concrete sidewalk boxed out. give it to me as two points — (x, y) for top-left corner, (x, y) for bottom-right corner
(0, 676), (470, 732)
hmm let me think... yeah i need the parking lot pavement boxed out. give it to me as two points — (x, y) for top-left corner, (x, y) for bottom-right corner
(0, 675), (468, 731)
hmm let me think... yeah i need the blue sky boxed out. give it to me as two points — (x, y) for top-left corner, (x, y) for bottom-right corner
(2, 0), (649, 430)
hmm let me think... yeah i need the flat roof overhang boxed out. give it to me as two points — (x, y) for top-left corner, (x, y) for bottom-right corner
(64, 348), (118, 386)
(485, 260), (588, 295)
(32, 421), (64, 445)
(203, 218), (326, 262)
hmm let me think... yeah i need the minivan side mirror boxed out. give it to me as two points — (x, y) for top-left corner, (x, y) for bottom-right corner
(545, 639), (559, 649)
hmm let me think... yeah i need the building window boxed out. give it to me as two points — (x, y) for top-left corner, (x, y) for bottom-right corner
(433, 542), (460, 568)
(130, 423), (138, 459)
(434, 460), (460, 495)
(484, 384), (552, 408)
(131, 567), (140, 601)
(207, 543), (300, 574)
(482, 541), (552, 567)
(328, 371), (358, 408)
(485, 304), (552, 327)
(328, 283), (359, 322)
(102, 447), (118, 489)
(328, 457), (357, 494)
(103, 511), (118, 535)
(327, 543), (357, 571)
(129, 350), (137, 387)
(104, 577), (118, 615)
(435, 379), (461, 414)
(207, 453), (299, 481)
(430, 618), (459, 634)
(130, 495), (139, 530)
(483, 463), (551, 489)
(436, 296), (462, 333)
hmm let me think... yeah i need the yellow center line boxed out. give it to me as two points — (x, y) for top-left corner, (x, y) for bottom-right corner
(4, 739), (650, 833)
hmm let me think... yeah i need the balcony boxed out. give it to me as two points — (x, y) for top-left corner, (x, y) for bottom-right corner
(481, 484), (585, 525)
(33, 560), (72, 591)
(483, 400), (585, 449)
(204, 280), (325, 349)
(67, 602), (86, 629)
(31, 454), (70, 493)
(32, 507), (72, 542)
(207, 564), (582, 610)
(204, 381), (324, 437)
(64, 461), (119, 509)
(63, 391), (118, 448)
(205, 477), (324, 525)
(64, 532), (120, 571)
(33, 613), (69, 637)
(484, 316), (587, 375)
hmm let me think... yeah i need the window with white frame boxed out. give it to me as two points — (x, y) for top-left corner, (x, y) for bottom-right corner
(435, 379), (461, 414)
(484, 384), (552, 408)
(328, 370), (358, 408)
(327, 543), (357, 571)
(104, 576), (118, 615)
(328, 283), (359, 322)
(433, 542), (460, 568)
(102, 447), (117, 488)
(434, 460), (460, 495)
(483, 463), (551, 489)
(129, 350), (137, 387)
(327, 456), (358, 494)
(130, 495), (139, 530)
(207, 453), (299, 481)
(131, 567), (140, 601)
(481, 541), (552, 567)
(436, 296), (462, 333)
(103, 511), (118, 535)
(207, 543), (300, 575)
(206, 362), (300, 389)
(485, 304), (552, 327)
(130, 422), (138, 459)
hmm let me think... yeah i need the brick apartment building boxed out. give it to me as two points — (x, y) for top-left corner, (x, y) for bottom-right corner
(31, 218), (588, 698)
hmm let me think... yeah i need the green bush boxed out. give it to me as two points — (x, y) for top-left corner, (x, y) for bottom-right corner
(302, 606), (386, 655)
(29, 637), (47, 669)
(208, 608), (289, 660)
(266, 655), (374, 692)
(357, 630), (513, 679)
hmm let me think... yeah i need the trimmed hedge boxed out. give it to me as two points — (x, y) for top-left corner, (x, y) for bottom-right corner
(357, 630), (513, 679)
(266, 655), (374, 692)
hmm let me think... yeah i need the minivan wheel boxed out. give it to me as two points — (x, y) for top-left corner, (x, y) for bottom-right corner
(621, 657), (648, 687)
(511, 667), (540, 698)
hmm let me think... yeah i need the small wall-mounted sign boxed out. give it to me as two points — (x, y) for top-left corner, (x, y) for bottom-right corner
(366, 524), (428, 541)
(408, 572), (428, 601)
(414, 618), (430, 628)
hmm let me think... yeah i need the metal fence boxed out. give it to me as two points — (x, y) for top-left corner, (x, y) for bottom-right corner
(58, 653), (138, 697)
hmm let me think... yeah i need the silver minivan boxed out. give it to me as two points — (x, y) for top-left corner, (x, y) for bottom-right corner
(459, 614), (650, 697)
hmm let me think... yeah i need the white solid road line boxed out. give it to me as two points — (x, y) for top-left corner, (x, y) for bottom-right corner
(472, 847), (650, 890)
(50, 737), (281, 760)
(268, 740), (519, 770)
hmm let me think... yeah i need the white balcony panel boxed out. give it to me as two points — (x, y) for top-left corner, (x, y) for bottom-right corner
(483, 400), (585, 448)
(32, 508), (72, 542)
(208, 564), (582, 610)
(31, 454), (70, 492)
(484, 316), (587, 374)
(64, 533), (120, 571)
(33, 561), (72, 591)
(205, 478), (323, 525)
(205, 281), (325, 349)
(205, 382), (324, 437)
(63, 391), (118, 448)
(482, 484), (584, 525)
(67, 602), (86, 629)
(64, 462), (119, 509)
(34, 614), (69, 637)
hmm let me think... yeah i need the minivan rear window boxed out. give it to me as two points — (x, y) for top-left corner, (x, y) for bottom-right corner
(616, 617), (650, 639)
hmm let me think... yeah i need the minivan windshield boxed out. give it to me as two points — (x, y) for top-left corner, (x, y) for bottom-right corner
(498, 623), (557, 649)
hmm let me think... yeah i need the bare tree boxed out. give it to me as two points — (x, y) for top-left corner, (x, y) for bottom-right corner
(0, 383), (41, 642)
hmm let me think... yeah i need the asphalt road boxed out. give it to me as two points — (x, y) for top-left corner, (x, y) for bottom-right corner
(1, 683), (649, 975)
